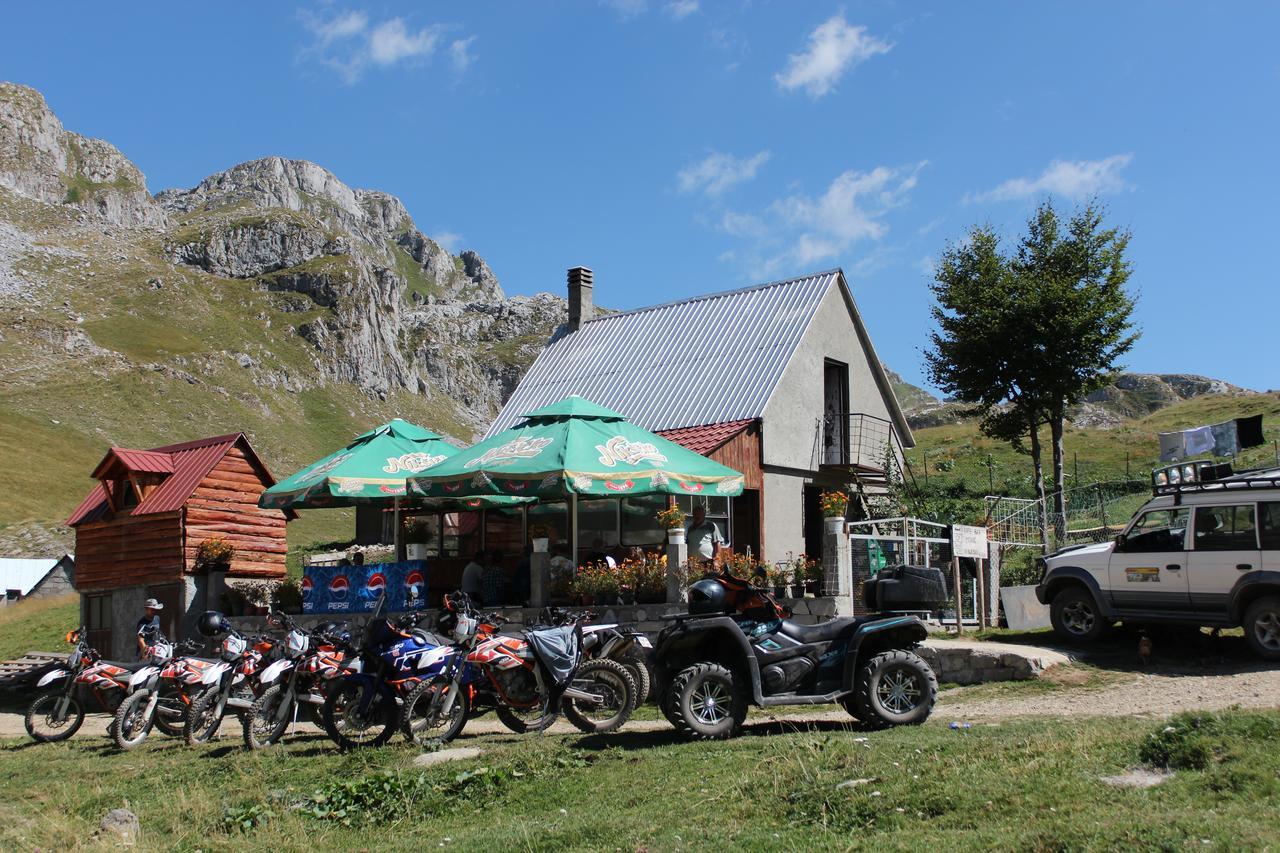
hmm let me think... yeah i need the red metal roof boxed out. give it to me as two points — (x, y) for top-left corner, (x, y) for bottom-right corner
(67, 433), (286, 527)
(91, 448), (175, 478)
(657, 419), (755, 456)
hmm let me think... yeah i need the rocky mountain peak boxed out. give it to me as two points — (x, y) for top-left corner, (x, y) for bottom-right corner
(0, 81), (166, 227)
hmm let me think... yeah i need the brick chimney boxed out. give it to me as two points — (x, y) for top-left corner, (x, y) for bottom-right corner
(567, 266), (594, 331)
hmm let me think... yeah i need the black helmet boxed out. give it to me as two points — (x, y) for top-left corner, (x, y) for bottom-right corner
(688, 578), (729, 615)
(196, 610), (230, 637)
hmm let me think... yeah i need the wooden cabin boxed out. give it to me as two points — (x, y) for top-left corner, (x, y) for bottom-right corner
(67, 434), (292, 658)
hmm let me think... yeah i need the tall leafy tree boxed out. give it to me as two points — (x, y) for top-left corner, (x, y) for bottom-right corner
(925, 201), (1138, 546)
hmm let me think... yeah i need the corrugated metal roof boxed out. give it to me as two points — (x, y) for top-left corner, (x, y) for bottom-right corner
(92, 448), (175, 477)
(657, 419), (756, 456)
(67, 433), (285, 526)
(488, 270), (839, 436)
(0, 555), (70, 595)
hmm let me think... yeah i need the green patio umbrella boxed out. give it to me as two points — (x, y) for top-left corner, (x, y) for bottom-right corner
(259, 418), (462, 510)
(407, 396), (745, 500)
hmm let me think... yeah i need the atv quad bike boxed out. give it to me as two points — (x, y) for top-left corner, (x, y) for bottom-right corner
(653, 567), (942, 739)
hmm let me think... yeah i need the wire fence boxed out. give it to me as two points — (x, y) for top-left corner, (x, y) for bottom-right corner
(986, 480), (1152, 551)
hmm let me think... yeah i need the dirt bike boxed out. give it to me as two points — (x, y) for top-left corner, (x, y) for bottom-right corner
(24, 629), (170, 742)
(182, 619), (275, 746)
(319, 595), (457, 750)
(402, 592), (635, 745)
(242, 614), (361, 749)
(539, 606), (653, 708)
(111, 639), (210, 749)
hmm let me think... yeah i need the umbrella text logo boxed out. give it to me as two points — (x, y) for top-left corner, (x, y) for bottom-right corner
(596, 436), (668, 467)
(383, 453), (447, 474)
(464, 437), (552, 469)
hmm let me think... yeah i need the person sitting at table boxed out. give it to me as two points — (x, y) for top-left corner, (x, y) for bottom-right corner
(482, 550), (507, 607)
(461, 549), (486, 600)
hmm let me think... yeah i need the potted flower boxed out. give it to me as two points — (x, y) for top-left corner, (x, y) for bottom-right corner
(195, 536), (234, 574)
(529, 523), (553, 554)
(656, 504), (687, 544)
(634, 554), (667, 603)
(404, 518), (432, 561)
(794, 554), (821, 597)
(820, 490), (849, 534)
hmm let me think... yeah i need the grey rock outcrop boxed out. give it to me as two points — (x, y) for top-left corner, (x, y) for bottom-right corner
(0, 82), (166, 227)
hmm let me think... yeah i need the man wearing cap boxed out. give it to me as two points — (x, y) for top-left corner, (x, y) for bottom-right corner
(136, 598), (164, 657)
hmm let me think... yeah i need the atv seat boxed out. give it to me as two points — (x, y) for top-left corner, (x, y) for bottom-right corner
(776, 619), (858, 644)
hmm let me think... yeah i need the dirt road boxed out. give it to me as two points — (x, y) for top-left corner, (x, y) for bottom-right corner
(4, 661), (1276, 740)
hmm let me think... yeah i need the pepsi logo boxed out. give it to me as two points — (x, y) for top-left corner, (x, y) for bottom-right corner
(329, 575), (350, 600)
(405, 570), (424, 590)
(301, 576), (314, 598)
(366, 572), (387, 595)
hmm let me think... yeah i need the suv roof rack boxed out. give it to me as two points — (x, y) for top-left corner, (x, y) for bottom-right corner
(1154, 467), (1280, 498)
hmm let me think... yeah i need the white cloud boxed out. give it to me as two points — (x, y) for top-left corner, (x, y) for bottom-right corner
(434, 231), (464, 253)
(449, 37), (477, 73)
(309, 10), (367, 45)
(369, 18), (442, 65)
(775, 15), (891, 98)
(299, 9), (461, 84)
(717, 161), (925, 274)
(973, 154), (1134, 202)
(665, 0), (699, 19)
(678, 150), (770, 196)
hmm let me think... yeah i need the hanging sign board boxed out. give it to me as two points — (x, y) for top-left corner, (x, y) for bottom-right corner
(950, 524), (989, 560)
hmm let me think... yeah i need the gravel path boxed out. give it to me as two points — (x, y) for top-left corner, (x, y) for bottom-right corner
(4, 662), (1277, 741)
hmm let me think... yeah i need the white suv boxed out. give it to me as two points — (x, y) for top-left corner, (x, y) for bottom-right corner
(1036, 466), (1280, 660)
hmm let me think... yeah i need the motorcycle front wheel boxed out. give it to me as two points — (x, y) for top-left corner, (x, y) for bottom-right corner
(243, 685), (292, 750)
(113, 690), (155, 750)
(184, 688), (227, 746)
(494, 702), (556, 734)
(152, 685), (188, 738)
(562, 658), (635, 734)
(25, 691), (85, 743)
(321, 681), (396, 750)
(401, 678), (469, 745)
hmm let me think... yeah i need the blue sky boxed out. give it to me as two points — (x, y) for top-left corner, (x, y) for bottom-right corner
(3, 2), (1277, 393)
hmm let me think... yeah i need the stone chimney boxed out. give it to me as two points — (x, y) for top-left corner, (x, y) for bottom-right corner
(567, 266), (594, 331)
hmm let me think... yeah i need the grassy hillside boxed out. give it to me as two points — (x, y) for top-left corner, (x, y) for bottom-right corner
(0, 594), (78, 660)
(906, 392), (1280, 497)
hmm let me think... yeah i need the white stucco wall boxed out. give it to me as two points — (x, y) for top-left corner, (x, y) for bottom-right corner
(761, 279), (901, 471)
(762, 471), (805, 560)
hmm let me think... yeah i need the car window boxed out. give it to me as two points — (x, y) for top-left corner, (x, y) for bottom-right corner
(1258, 502), (1280, 551)
(1193, 505), (1257, 551)
(1121, 508), (1189, 553)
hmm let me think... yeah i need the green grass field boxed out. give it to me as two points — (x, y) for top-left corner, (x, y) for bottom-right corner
(907, 392), (1280, 497)
(2, 710), (1277, 850)
(0, 594), (79, 660)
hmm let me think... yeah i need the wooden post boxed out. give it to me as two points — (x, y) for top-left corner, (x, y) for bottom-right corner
(975, 557), (987, 630)
(951, 555), (963, 635)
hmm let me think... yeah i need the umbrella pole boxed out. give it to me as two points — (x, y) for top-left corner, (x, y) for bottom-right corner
(394, 497), (405, 562)
(569, 492), (578, 569)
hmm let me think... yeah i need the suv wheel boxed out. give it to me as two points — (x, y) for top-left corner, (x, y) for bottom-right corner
(665, 663), (747, 740)
(1243, 596), (1280, 661)
(1050, 586), (1109, 643)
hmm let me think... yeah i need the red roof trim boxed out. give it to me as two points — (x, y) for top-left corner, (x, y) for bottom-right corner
(657, 419), (756, 456)
(91, 448), (175, 479)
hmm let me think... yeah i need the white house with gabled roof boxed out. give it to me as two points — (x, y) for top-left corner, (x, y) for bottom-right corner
(487, 267), (914, 564)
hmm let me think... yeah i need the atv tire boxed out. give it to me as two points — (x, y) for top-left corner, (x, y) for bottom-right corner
(852, 649), (936, 729)
(666, 662), (747, 740)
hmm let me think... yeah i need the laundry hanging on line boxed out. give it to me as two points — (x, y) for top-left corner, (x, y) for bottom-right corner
(1157, 415), (1266, 462)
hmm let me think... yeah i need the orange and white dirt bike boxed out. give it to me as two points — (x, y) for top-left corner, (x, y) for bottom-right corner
(401, 592), (636, 745)
(179, 615), (277, 747)
(25, 628), (173, 743)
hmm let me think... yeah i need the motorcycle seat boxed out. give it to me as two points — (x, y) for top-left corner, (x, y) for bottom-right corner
(409, 629), (451, 648)
(776, 619), (858, 644)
